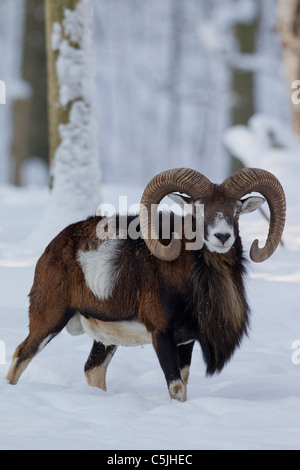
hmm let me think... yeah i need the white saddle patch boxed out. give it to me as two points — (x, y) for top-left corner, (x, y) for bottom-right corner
(77, 239), (123, 300)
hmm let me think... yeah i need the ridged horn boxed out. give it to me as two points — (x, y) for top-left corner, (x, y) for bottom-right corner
(140, 168), (214, 261)
(221, 167), (286, 262)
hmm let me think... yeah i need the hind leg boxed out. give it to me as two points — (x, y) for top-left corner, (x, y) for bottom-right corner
(7, 332), (55, 384)
(7, 307), (72, 385)
(84, 341), (117, 391)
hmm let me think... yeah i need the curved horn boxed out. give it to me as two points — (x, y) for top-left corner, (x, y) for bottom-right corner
(140, 168), (214, 261)
(221, 168), (286, 262)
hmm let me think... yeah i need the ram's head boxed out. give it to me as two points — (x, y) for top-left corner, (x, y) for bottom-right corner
(140, 168), (286, 262)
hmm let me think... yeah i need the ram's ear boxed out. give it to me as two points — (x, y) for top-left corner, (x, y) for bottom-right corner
(168, 193), (193, 208)
(240, 196), (265, 215)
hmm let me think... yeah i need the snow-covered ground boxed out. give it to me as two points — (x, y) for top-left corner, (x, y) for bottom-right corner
(0, 122), (300, 450)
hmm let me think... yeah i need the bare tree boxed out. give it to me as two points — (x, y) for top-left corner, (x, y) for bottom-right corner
(40, 0), (101, 238)
(278, 0), (300, 137)
(45, 0), (77, 172)
(231, 6), (258, 172)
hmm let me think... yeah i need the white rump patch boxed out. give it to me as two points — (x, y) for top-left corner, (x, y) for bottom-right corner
(77, 239), (123, 300)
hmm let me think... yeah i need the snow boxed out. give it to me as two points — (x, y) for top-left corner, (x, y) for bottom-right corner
(198, 0), (257, 54)
(54, 0), (97, 108)
(1, 118), (300, 450)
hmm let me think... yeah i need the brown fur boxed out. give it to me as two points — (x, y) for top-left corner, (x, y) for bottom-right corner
(7, 209), (249, 395)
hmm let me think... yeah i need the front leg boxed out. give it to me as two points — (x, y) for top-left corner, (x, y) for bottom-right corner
(178, 340), (195, 401)
(152, 330), (186, 402)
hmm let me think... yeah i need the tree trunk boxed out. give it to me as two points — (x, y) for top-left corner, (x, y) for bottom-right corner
(38, 0), (101, 241)
(45, 0), (79, 179)
(167, 0), (183, 166)
(277, 0), (300, 137)
(231, 16), (258, 173)
(11, 97), (31, 186)
(23, 0), (48, 167)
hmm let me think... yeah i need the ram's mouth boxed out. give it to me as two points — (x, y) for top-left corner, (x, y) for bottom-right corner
(204, 239), (232, 253)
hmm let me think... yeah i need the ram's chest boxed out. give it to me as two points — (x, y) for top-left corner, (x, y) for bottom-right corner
(67, 313), (152, 347)
(190, 252), (248, 332)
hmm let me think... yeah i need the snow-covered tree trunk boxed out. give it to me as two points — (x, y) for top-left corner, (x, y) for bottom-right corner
(277, 0), (300, 137)
(42, 0), (101, 238)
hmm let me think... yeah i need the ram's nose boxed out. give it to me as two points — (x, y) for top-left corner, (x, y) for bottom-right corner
(214, 232), (231, 245)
